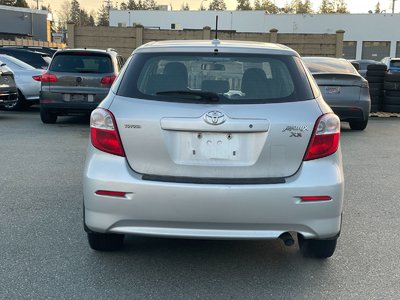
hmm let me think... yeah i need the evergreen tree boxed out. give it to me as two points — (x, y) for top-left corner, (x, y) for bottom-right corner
(236, 0), (252, 10)
(254, 0), (279, 13)
(208, 0), (227, 10)
(70, 0), (81, 24)
(181, 2), (190, 10)
(120, 2), (128, 9)
(374, 2), (381, 13)
(143, 0), (158, 9)
(97, 5), (109, 26)
(319, 0), (335, 13)
(15, 0), (28, 7)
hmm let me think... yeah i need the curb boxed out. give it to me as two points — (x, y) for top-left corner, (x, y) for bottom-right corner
(369, 112), (400, 118)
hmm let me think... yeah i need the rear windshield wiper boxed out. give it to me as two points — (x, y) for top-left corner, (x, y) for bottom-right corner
(156, 90), (220, 102)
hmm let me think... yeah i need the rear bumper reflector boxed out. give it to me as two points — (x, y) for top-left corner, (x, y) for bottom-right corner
(95, 190), (126, 197)
(299, 196), (332, 202)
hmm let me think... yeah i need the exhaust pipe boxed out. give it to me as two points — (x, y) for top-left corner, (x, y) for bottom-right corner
(279, 232), (295, 247)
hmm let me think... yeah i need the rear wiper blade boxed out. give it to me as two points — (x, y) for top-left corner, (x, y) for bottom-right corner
(156, 90), (220, 102)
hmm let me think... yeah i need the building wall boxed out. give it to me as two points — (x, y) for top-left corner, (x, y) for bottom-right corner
(0, 5), (49, 41)
(67, 23), (343, 59)
(109, 10), (400, 59)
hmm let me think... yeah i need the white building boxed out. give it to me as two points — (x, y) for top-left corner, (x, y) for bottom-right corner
(109, 10), (400, 60)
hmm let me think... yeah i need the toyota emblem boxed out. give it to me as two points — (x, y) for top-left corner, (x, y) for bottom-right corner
(204, 111), (226, 125)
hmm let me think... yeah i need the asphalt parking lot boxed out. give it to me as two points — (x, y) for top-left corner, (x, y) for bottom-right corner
(1, 107), (400, 299)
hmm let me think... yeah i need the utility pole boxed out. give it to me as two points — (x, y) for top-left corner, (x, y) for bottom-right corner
(393, 0), (397, 14)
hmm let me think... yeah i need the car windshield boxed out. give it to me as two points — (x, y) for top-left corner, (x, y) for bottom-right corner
(0, 55), (35, 70)
(117, 53), (314, 104)
(303, 57), (358, 75)
(50, 53), (112, 73)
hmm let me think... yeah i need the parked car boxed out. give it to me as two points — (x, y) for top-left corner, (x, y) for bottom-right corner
(303, 57), (371, 130)
(0, 54), (45, 110)
(0, 46), (59, 57)
(0, 63), (18, 109)
(350, 59), (385, 78)
(380, 57), (400, 73)
(0, 48), (51, 69)
(83, 40), (344, 258)
(37, 48), (125, 123)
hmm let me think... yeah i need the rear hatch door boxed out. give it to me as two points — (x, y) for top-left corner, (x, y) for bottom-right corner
(111, 97), (322, 179)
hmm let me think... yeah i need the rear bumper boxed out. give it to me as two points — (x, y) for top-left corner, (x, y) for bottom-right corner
(83, 145), (344, 240)
(330, 101), (370, 122)
(0, 90), (18, 106)
(40, 91), (107, 115)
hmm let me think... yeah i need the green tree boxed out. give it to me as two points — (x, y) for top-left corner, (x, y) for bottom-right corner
(319, 0), (335, 13)
(97, 5), (109, 26)
(208, 0), (227, 10)
(181, 2), (190, 10)
(70, 0), (81, 24)
(15, 0), (28, 7)
(319, 0), (349, 13)
(254, 0), (279, 13)
(120, 2), (128, 9)
(236, 0), (252, 10)
(295, 0), (313, 13)
(374, 2), (381, 13)
(335, 0), (348, 13)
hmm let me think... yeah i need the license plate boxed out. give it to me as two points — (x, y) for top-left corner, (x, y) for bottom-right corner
(195, 132), (239, 160)
(325, 87), (341, 94)
(64, 94), (93, 102)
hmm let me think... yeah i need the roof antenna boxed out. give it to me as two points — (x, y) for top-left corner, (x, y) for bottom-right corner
(215, 15), (218, 40)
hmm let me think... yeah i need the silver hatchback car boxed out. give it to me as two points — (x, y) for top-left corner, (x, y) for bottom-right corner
(83, 40), (344, 258)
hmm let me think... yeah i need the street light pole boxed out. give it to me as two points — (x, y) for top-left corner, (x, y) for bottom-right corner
(393, 0), (397, 14)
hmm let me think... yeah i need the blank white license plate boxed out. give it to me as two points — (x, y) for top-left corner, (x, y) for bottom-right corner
(325, 87), (341, 94)
(195, 132), (239, 159)
(64, 94), (94, 102)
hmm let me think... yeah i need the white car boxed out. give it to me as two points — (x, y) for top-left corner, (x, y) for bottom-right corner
(0, 54), (44, 110)
(83, 40), (344, 258)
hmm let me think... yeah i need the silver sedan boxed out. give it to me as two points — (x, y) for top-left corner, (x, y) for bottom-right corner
(0, 54), (45, 111)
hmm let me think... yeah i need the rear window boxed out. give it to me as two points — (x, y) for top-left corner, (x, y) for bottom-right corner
(390, 60), (400, 68)
(303, 58), (358, 75)
(116, 53), (314, 104)
(50, 52), (113, 73)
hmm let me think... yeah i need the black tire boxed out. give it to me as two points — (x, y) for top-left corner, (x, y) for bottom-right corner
(298, 234), (337, 258)
(369, 88), (381, 97)
(366, 70), (386, 77)
(381, 104), (400, 113)
(40, 107), (57, 124)
(383, 95), (400, 105)
(383, 81), (400, 91)
(370, 96), (381, 105)
(368, 82), (384, 90)
(87, 232), (124, 251)
(370, 104), (380, 112)
(385, 90), (400, 97)
(367, 76), (384, 83)
(367, 64), (387, 71)
(384, 73), (400, 82)
(349, 119), (368, 130)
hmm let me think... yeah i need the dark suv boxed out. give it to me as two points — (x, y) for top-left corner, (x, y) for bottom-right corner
(37, 48), (125, 123)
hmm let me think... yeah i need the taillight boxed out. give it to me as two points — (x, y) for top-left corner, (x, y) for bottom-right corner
(40, 73), (58, 82)
(100, 75), (116, 85)
(95, 190), (126, 197)
(32, 75), (42, 81)
(90, 108), (125, 157)
(304, 113), (340, 161)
